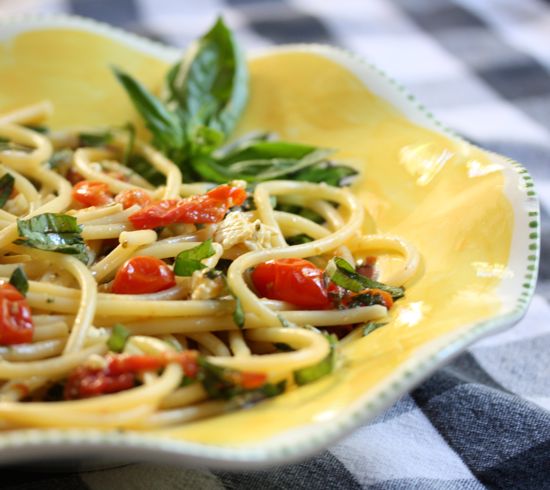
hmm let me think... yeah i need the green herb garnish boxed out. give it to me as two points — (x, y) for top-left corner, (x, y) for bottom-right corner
(362, 321), (387, 337)
(79, 130), (113, 147)
(293, 333), (337, 386)
(232, 295), (245, 329)
(0, 173), (15, 208)
(107, 324), (131, 353)
(326, 257), (404, 299)
(16, 213), (89, 263)
(286, 233), (314, 246)
(9, 266), (28, 296)
(173, 239), (216, 276)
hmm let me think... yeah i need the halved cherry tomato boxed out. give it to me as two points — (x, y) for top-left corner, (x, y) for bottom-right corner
(0, 283), (34, 345)
(111, 256), (176, 295)
(72, 180), (114, 207)
(128, 184), (247, 230)
(251, 258), (331, 309)
(115, 188), (153, 209)
(64, 351), (199, 399)
(232, 371), (267, 390)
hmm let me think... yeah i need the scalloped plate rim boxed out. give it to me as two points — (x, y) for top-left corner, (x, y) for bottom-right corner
(0, 14), (540, 469)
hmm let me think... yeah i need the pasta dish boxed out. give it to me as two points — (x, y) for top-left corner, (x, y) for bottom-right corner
(0, 19), (419, 430)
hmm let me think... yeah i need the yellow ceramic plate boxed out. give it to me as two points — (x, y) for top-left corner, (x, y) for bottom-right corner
(0, 16), (540, 468)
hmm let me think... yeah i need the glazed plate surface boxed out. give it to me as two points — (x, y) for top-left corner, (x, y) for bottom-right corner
(0, 16), (539, 468)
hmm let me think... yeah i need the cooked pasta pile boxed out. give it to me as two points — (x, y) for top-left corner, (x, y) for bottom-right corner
(0, 18), (420, 431)
(0, 101), (419, 430)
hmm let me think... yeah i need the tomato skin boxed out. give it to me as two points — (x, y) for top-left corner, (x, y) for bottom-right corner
(128, 184), (247, 230)
(342, 288), (394, 309)
(111, 256), (176, 295)
(64, 366), (135, 400)
(234, 371), (267, 390)
(72, 180), (114, 207)
(115, 188), (153, 209)
(251, 258), (331, 309)
(64, 351), (200, 400)
(0, 283), (34, 345)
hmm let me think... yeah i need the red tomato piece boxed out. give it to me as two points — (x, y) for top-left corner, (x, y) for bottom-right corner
(64, 365), (135, 400)
(108, 351), (199, 378)
(114, 188), (153, 209)
(235, 371), (267, 390)
(111, 256), (176, 295)
(356, 256), (377, 279)
(251, 258), (332, 309)
(66, 169), (84, 186)
(72, 180), (114, 207)
(0, 283), (34, 345)
(128, 184), (247, 230)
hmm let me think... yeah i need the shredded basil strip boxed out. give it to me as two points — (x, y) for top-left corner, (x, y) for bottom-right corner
(9, 266), (28, 296)
(326, 257), (404, 299)
(233, 295), (245, 329)
(16, 213), (89, 263)
(79, 130), (113, 147)
(107, 324), (131, 353)
(286, 233), (314, 246)
(198, 357), (285, 400)
(0, 173), (15, 208)
(293, 333), (337, 386)
(362, 321), (387, 337)
(173, 239), (216, 276)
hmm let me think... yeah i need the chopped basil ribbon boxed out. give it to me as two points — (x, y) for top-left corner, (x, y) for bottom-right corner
(293, 333), (338, 386)
(325, 257), (404, 299)
(198, 357), (285, 400)
(232, 295), (245, 329)
(362, 321), (387, 337)
(107, 324), (131, 353)
(173, 239), (216, 276)
(286, 233), (314, 246)
(9, 266), (28, 296)
(78, 130), (113, 147)
(16, 213), (89, 263)
(0, 173), (15, 208)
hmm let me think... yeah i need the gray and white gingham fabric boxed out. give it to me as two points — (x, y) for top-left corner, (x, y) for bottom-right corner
(2, 1), (550, 488)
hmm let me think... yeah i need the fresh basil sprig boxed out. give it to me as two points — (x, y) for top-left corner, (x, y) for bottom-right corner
(326, 257), (404, 299)
(166, 17), (248, 138)
(0, 173), (15, 208)
(174, 239), (216, 276)
(16, 213), (89, 263)
(9, 266), (28, 296)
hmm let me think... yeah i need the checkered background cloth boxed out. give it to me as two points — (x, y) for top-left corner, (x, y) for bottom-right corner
(1, 0), (549, 488)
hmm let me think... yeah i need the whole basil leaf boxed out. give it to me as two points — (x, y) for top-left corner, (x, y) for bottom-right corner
(112, 66), (184, 152)
(167, 17), (248, 138)
(16, 213), (89, 263)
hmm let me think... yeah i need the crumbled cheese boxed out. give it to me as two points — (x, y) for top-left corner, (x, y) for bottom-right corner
(214, 211), (277, 251)
(190, 270), (227, 300)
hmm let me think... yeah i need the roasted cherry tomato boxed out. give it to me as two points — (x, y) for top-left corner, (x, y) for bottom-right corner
(251, 258), (331, 309)
(64, 351), (199, 400)
(64, 365), (135, 400)
(72, 180), (113, 207)
(0, 283), (34, 345)
(115, 188), (153, 209)
(111, 256), (176, 295)
(128, 184), (247, 230)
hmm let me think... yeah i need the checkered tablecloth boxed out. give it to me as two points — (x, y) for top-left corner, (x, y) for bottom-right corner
(1, 1), (550, 488)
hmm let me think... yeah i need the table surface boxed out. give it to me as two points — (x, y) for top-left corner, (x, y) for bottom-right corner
(1, 0), (550, 489)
